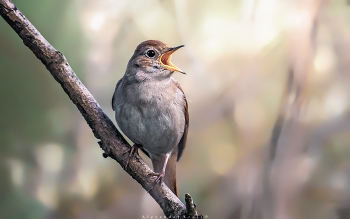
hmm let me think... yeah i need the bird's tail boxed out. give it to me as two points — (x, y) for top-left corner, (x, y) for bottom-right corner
(152, 150), (178, 196)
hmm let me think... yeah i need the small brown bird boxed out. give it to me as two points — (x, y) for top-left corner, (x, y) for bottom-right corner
(112, 40), (189, 196)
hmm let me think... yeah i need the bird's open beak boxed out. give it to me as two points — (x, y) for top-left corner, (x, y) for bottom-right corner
(159, 45), (186, 74)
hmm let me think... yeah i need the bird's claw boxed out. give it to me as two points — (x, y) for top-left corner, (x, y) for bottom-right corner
(124, 144), (140, 170)
(147, 171), (165, 193)
(149, 172), (165, 183)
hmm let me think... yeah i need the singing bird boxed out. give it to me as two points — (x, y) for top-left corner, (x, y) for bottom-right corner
(112, 40), (189, 196)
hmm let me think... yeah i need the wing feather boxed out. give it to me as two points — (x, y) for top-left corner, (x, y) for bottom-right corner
(112, 79), (122, 111)
(173, 80), (189, 161)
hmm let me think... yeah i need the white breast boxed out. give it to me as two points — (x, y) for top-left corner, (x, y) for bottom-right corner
(114, 78), (185, 156)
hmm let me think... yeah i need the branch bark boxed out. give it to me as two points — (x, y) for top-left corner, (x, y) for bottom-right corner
(0, 0), (194, 217)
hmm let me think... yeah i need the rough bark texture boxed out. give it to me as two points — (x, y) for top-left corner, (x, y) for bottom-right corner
(0, 0), (194, 217)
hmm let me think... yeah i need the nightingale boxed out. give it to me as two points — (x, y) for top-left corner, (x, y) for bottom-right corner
(112, 40), (189, 196)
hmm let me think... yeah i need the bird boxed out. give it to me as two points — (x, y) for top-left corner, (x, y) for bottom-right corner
(112, 40), (189, 196)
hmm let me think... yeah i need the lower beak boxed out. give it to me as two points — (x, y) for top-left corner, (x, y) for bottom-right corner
(159, 45), (186, 74)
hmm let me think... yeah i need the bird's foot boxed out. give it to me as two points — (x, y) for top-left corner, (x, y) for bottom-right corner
(124, 144), (141, 170)
(149, 171), (165, 183)
(147, 171), (165, 193)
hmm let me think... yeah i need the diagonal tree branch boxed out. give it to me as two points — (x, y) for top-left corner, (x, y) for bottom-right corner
(0, 0), (196, 217)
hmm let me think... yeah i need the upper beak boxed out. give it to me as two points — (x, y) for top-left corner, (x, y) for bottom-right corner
(159, 45), (186, 74)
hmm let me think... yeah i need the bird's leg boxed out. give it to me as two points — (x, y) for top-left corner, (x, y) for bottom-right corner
(147, 153), (170, 192)
(124, 143), (142, 170)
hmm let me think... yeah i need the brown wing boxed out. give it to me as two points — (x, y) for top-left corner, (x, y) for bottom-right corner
(112, 79), (122, 111)
(174, 80), (189, 161)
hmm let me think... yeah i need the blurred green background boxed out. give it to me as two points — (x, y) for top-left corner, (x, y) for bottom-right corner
(1, 0), (350, 218)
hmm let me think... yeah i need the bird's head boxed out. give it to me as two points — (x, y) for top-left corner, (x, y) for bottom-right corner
(125, 40), (185, 82)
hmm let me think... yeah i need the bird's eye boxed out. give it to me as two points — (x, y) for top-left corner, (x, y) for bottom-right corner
(146, 50), (156, 58)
